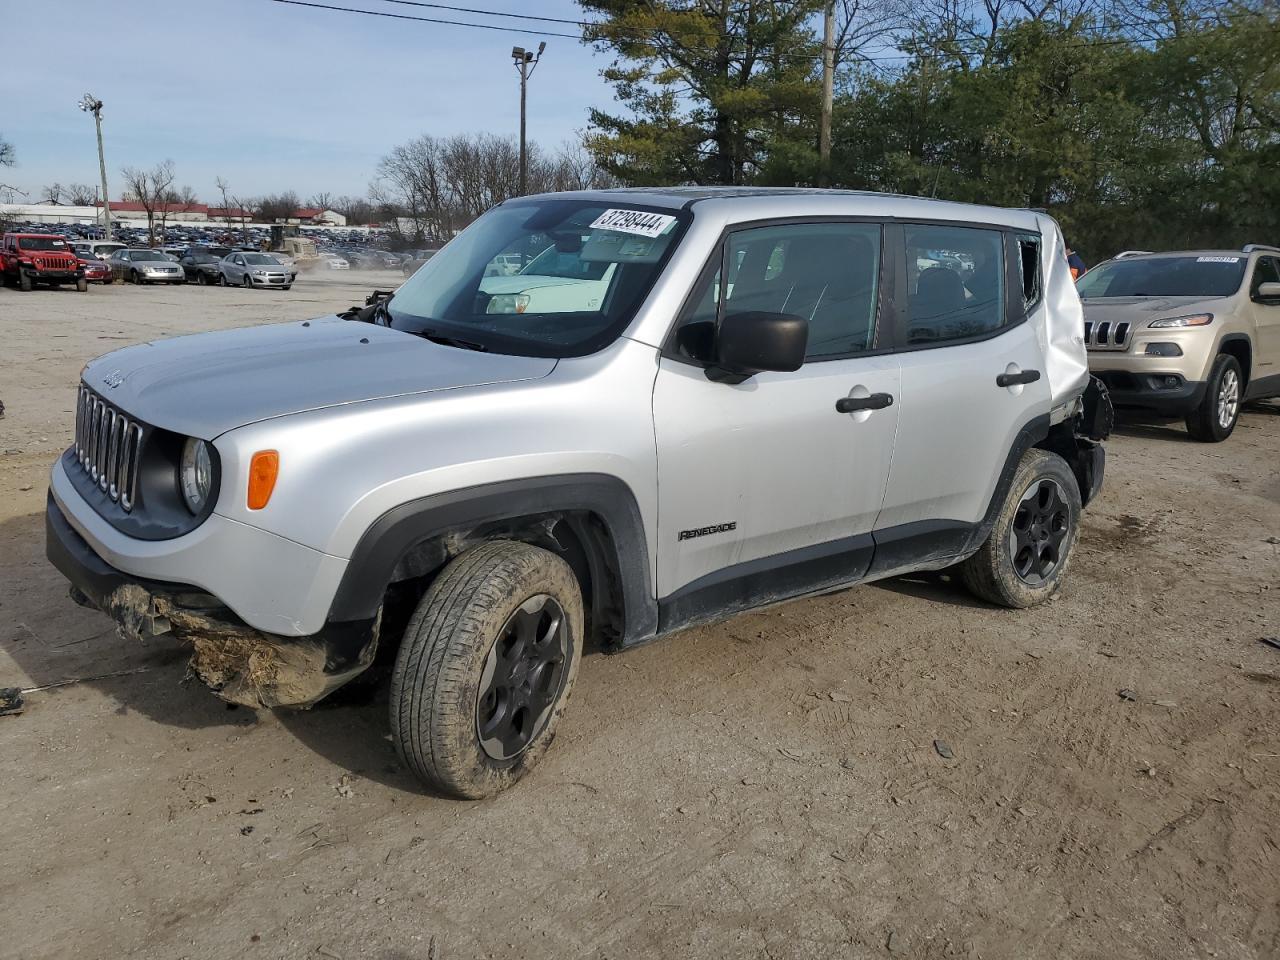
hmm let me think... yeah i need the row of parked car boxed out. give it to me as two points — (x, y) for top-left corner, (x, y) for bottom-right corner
(1, 234), (302, 290)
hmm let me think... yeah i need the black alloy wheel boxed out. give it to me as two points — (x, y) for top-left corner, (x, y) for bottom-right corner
(475, 595), (570, 761)
(1008, 478), (1071, 585)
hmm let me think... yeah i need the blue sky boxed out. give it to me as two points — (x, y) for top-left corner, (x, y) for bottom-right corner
(1, 0), (614, 204)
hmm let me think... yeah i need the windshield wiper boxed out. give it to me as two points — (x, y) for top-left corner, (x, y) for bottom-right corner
(416, 329), (489, 352)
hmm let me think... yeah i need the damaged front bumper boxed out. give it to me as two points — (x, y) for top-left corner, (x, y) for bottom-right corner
(45, 493), (378, 708)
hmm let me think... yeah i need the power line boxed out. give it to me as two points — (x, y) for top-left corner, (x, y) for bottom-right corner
(266, 0), (583, 38)
(267, 0), (1277, 65)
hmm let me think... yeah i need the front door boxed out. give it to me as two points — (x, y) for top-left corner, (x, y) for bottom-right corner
(1248, 255), (1280, 388)
(653, 220), (900, 627)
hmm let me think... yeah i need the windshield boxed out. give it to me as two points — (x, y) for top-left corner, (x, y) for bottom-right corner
(1077, 256), (1247, 298)
(132, 251), (169, 262)
(243, 254), (278, 265)
(385, 199), (688, 357)
(18, 237), (69, 251)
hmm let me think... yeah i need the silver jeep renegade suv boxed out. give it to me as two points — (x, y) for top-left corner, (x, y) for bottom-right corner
(47, 188), (1111, 798)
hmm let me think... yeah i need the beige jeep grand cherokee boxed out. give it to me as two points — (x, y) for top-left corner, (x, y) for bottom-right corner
(1077, 245), (1280, 441)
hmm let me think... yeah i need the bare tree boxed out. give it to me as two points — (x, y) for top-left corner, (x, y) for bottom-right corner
(0, 134), (13, 167)
(214, 175), (249, 240)
(333, 195), (376, 226)
(66, 183), (97, 205)
(256, 191), (301, 222)
(42, 182), (64, 205)
(307, 192), (334, 211)
(120, 160), (176, 247)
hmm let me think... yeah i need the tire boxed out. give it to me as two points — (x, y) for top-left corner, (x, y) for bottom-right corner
(242, 274), (252, 289)
(1185, 353), (1242, 442)
(103, 276), (113, 285)
(958, 448), (1082, 609)
(196, 271), (207, 285)
(390, 540), (584, 799)
(19, 272), (32, 291)
(76, 277), (88, 292)
(219, 272), (228, 287)
(130, 270), (141, 285)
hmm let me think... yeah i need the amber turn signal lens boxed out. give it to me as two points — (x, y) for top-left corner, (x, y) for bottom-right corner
(247, 451), (279, 510)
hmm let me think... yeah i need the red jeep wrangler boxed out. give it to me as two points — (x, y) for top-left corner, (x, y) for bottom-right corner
(1, 233), (88, 291)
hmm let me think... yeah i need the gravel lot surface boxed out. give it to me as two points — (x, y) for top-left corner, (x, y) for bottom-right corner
(1, 273), (1278, 960)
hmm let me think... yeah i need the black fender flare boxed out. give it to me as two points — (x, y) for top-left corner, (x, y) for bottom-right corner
(326, 473), (658, 644)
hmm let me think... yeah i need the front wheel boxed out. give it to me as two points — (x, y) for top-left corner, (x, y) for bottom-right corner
(130, 270), (141, 285)
(18, 272), (32, 291)
(76, 277), (88, 292)
(242, 274), (252, 289)
(1186, 353), (1242, 442)
(196, 271), (208, 285)
(957, 448), (1082, 608)
(390, 540), (584, 799)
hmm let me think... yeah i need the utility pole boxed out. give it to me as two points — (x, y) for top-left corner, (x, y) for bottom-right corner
(511, 42), (545, 196)
(78, 93), (112, 240)
(818, 1), (835, 187)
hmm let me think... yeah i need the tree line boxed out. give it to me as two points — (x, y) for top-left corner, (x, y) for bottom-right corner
(579, 0), (1279, 261)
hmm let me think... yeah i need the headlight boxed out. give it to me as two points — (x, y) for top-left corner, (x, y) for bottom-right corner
(179, 437), (213, 514)
(1149, 313), (1213, 328)
(486, 293), (531, 315)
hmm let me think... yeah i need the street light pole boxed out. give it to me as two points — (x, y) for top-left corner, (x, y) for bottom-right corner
(78, 94), (112, 240)
(511, 42), (545, 196)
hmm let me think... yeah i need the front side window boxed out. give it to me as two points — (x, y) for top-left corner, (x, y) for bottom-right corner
(675, 221), (883, 363)
(1250, 256), (1280, 297)
(904, 225), (1005, 345)
(1076, 255), (1247, 299)
(385, 199), (688, 358)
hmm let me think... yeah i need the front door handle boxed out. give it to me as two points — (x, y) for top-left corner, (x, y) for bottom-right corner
(836, 393), (894, 413)
(996, 369), (1041, 387)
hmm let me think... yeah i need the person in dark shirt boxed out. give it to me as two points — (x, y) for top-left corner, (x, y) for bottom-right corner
(1067, 246), (1087, 280)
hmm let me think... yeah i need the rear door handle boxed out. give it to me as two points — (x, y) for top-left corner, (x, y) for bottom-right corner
(836, 393), (894, 413)
(996, 369), (1041, 387)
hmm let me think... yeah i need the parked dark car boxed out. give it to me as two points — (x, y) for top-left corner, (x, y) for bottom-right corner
(180, 247), (231, 284)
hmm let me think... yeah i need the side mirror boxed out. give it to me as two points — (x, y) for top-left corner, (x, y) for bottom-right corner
(711, 311), (808, 382)
(1257, 281), (1280, 300)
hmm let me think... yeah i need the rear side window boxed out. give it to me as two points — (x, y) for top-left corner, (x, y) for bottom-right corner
(903, 225), (1005, 345)
(1017, 234), (1042, 309)
(675, 221), (883, 363)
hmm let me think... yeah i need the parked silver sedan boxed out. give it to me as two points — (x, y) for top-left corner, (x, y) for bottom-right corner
(219, 252), (297, 289)
(108, 249), (186, 285)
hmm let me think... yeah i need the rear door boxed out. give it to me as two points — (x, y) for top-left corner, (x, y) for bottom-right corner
(1248, 256), (1280, 384)
(872, 223), (1052, 566)
(653, 220), (900, 619)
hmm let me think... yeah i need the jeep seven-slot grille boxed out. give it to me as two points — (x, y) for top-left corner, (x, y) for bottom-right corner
(74, 384), (144, 511)
(1083, 320), (1131, 350)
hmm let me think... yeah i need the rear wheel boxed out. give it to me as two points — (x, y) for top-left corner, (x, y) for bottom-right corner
(1185, 353), (1242, 442)
(390, 540), (583, 799)
(958, 448), (1081, 608)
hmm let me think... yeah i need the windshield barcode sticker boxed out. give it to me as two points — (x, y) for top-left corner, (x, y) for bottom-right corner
(1196, 256), (1240, 263)
(590, 209), (676, 238)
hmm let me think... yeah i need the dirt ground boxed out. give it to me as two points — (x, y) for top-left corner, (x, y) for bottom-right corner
(1, 273), (1278, 960)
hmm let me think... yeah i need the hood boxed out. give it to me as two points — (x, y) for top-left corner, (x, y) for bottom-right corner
(1080, 295), (1231, 324)
(82, 316), (557, 440)
(479, 274), (592, 295)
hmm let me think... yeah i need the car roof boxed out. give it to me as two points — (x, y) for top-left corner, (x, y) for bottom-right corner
(517, 186), (1045, 232)
(1103, 250), (1257, 262)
